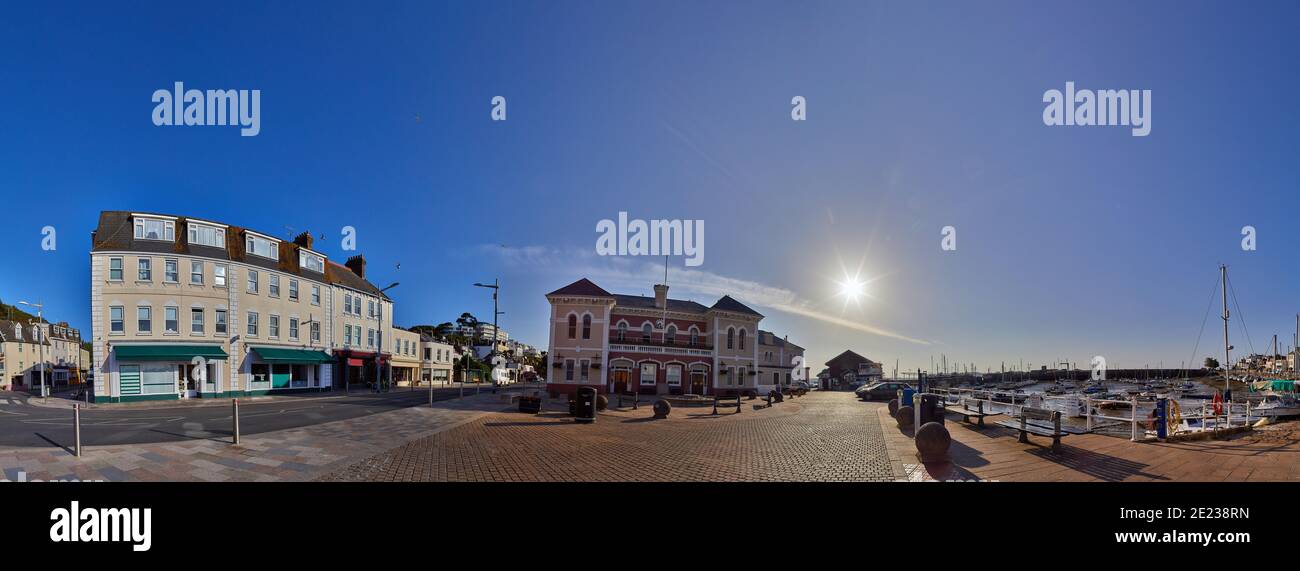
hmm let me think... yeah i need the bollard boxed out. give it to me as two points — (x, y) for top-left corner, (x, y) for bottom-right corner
(1085, 396), (1092, 432)
(232, 398), (240, 445)
(74, 404), (82, 458)
(1129, 396), (1138, 441)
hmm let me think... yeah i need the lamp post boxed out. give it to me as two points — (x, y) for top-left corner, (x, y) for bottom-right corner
(19, 301), (45, 400)
(374, 283), (399, 394)
(473, 279), (502, 390)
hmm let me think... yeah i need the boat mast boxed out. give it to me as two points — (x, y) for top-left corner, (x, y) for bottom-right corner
(1221, 264), (1230, 398)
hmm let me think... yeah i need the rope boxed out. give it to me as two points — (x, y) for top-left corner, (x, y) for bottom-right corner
(1227, 275), (1256, 355)
(1185, 273), (1221, 376)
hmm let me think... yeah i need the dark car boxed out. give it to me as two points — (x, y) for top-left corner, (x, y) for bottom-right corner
(856, 381), (911, 401)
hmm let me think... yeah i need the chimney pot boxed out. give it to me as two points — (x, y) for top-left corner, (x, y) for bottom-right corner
(293, 231), (314, 249)
(345, 254), (367, 279)
(653, 284), (669, 309)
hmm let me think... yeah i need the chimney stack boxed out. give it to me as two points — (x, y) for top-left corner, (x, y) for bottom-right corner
(653, 284), (669, 309)
(345, 254), (367, 279)
(293, 231), (314, 249)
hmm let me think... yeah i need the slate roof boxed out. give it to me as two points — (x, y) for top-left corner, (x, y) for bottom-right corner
(546, 278), (613, 298)
(611, 294), (710, 314)
(0, 320), (51, 345)
(91, 210), (384, 299)
(709, 295), (763, 317)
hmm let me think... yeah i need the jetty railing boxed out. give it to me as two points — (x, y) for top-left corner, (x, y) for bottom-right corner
(932, 387), (1252, 442)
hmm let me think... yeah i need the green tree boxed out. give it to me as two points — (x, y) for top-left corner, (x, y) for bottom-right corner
(1204, 357), (1220, 370)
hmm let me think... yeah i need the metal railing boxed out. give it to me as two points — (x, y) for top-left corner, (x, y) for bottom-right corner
(931, 387), (1252, 441)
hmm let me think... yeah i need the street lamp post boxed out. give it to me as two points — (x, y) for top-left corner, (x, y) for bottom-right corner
(473, 279), (502, 393)
(374, 283), (399, 394)
(19, 301), (45, 400)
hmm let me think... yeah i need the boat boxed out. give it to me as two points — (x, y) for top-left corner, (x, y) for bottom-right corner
(1251, 393), (1300, 418)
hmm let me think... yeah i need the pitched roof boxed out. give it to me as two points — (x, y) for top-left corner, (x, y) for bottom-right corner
(826, 349), (875, 366)
(91, 210), (384, 298)
(611, 294), (710, 314)
(546, 278), (613, 298)
(709, 295), (763, 317)
(0, 320), (51, 345)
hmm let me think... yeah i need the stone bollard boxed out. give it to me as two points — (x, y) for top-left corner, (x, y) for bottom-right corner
(888, 398), (900, 418)
(896, 405), (914, 428)
(915, 421), (951, 462)
(596, 394), (609, 411)
(653, 399), (671, 419)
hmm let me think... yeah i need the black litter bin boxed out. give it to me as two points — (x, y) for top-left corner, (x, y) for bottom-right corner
(574, 387), (597, 423)
(915, 393), (945, 426)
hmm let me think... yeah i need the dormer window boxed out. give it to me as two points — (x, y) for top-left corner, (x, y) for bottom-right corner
(187, 221), (226, 248)
(245, 232), (279, 260)
(134, 216), (175, 241)
(299, 250), (325, 273)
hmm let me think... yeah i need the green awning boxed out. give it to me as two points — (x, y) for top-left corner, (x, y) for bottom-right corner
(115, 344), (228, 361)
(251, 346), (334, 364)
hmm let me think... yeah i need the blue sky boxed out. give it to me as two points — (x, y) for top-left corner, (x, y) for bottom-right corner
(2, 1), (1299, 374)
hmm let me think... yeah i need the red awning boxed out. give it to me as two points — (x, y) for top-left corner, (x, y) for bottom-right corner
(346, 358), (364, 367)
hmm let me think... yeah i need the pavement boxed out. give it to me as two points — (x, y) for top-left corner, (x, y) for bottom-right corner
(321, 390), (903, 482)
(879, 402), (1300, 482)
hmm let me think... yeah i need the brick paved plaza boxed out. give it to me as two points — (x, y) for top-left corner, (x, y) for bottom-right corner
(322, 391), (902, 482)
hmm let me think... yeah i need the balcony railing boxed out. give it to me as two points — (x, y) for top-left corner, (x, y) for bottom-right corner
(610, 336), (713, 350)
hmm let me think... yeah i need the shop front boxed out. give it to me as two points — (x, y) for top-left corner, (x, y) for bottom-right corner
(245, 346), (334, 396)
(332, 349), (389, 390)
(106, 344), (229, 403)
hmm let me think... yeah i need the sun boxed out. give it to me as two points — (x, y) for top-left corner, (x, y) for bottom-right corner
(837, 274), (868, 304)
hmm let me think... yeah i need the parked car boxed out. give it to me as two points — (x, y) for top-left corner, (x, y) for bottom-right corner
(856, 381), (911, 401)
(783, 381), (810, 395)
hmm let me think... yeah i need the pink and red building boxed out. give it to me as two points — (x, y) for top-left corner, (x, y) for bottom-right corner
(545, 278), (798, 397)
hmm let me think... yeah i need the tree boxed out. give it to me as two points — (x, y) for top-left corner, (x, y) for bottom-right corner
(1204, 357), (1220, 370)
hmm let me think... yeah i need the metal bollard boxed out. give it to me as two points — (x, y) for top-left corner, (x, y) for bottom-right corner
(232, 398), (240, 445)
(74, 404), (82, 458)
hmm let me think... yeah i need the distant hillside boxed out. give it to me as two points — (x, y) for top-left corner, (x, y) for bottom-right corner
(0, 299), (38, 323)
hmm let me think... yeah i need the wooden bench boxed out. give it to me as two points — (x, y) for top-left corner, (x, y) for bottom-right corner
(712, 394), (742, 415)
(946, 397), (996, 427)
(994, 406), (1086, 451)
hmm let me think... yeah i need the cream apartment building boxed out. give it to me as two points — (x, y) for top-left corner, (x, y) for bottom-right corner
(0, 319), (50, 390)
(390, 326), (422, 386)
(421, 337), (455, 385)
(89, 211), (393, 402)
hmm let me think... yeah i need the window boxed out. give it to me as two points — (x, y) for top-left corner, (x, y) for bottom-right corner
(109, 257), (123, 281)
(368, 300), (375, 318)
(582, 315), (591, 339)
(640, 362), (658, 386)
(137, 306), (152, 333)
(642, 323), (652, 343)
(288, 279), (298, 300)
(246, 234), (278, 259)
(726, 367), (735, 386)
(138, 258), (152, 281)
(367, 329), (375, 348)
(727, 327), (735, 349)
(616, 322), (627, 342)
(344, 294), (353, 315)
(269, 275), (280, 297)
(134, 217), (174, 241)
(344, 325), (353, 346)
(214, 265), (227, 287)
(191, 308), (204, 334)
(109, 306), (124, 333)
(190, 261), (203, 284)
(269, 315), (280, 338)
(665, 325), (676, 345)
(689, 327), (699, 347)
(739, 329), (746, 350)
(187, 223), (225, 248)
(310, 321), (320, 343)
(164, 306), (178, 333)
(289, 318), (299, 341)
(311, 285), (320, 305)
(247, 270), (258, 293)
(164, 259), (179, 283)
(579, 359), (590, 381)
(247, 311), (259, 336)
(299, 251), (324, 273)
(667, 364), (682, 386)
(215, 309), (227, 334)
(567, 314), (577, 339)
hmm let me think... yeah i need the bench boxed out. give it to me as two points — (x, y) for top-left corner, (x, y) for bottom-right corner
(712, 394), (742, 415)
(994, 406), (1087, 451)
(946, 397), (996, 427)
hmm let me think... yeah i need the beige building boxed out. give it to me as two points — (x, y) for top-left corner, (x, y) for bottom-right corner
(421, 337), (455, 385)
(0, 320), (51, 390)
(390, 327), (422, 386)
(89, 211), (393, 403)
(756, 330), (807, 392)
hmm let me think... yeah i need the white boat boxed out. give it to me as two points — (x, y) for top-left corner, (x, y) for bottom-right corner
(1251, 393), (1300, 418)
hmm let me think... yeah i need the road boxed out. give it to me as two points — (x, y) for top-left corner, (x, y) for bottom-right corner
(0, 386), (497, 448)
